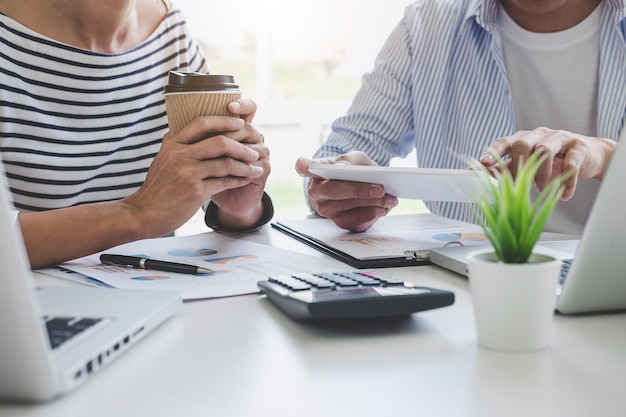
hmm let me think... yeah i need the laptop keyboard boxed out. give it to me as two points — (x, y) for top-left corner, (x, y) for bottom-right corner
(45, 316), (103, 350)
(560, 259), (573, 285)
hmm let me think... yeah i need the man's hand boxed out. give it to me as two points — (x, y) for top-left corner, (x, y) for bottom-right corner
(295, 151), (398, 232)
(481, 127), (616, 200)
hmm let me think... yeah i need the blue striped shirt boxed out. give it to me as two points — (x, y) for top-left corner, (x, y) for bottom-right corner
(314, 0), (626, 233)
(0, 1), (206, 212)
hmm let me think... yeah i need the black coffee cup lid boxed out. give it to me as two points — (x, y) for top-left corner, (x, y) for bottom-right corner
(163, 71), (240, 93)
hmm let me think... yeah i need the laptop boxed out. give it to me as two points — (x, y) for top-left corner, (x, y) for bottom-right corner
(0, 181), (181, 402)
(429, 141), (626, 315)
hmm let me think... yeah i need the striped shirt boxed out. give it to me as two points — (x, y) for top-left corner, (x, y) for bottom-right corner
(0, 0), (207, 212)
(314, 0), (626, 234)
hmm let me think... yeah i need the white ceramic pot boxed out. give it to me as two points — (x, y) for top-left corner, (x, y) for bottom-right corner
(467, 249), (561, 353)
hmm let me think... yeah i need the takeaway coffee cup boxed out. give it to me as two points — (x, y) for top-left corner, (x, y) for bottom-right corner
(163, 71), (241, 136)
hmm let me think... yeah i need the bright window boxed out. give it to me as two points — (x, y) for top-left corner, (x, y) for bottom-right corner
(174, 0), (422, 234)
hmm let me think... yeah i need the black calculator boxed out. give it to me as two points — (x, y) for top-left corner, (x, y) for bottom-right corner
(257, 271), (454, 320)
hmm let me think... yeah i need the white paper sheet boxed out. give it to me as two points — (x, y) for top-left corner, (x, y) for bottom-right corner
(50, 233), (345, 301)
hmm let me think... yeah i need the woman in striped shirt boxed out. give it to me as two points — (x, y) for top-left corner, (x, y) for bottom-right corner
(296, 0), (618, 234)
(0, 0), (272, 268)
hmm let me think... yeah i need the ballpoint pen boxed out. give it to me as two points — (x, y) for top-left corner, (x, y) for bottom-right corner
(100, 254), (214, 275)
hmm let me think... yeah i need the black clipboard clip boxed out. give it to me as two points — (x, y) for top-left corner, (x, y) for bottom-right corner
(404, 240), (465, 261)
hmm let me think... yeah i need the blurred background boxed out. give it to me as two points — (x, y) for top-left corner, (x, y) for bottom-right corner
(173, 0), (424, 234)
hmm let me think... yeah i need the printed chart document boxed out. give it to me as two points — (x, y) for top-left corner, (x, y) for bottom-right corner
(272, 213), (488, 268)
(41, 232), (345, 301)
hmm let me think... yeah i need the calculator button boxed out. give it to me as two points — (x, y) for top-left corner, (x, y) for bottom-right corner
(291, 273), (314, 280)
(334, 272), (380, 285)
(291, 273), (334, 288)
(269, 276), (311, 291)
(362, 272), (404, 285)
(314, 273), (358, 287)
(293, 274), (335, 289)
(312, 272), (338, 280)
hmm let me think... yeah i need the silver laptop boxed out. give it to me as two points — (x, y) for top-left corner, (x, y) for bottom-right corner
(0, 182), (181, 402)
(429, 141), (626, 315)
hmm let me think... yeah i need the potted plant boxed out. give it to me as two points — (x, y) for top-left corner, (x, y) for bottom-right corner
(464, 150), (572, 352)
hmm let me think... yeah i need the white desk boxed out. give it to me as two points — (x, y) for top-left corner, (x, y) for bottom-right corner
(1, 226), (625, 417)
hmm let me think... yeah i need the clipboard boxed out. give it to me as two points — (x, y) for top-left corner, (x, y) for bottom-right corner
(271, 222), (429, 269)
(272, 214), (489, 269)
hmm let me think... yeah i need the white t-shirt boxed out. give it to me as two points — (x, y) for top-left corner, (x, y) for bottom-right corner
(498, 4), (602, 235)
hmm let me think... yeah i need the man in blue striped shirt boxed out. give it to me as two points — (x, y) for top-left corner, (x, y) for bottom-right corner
(296, 0), (619, 235)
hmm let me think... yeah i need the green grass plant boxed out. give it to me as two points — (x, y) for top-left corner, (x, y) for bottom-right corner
(467, 150), (572, 264)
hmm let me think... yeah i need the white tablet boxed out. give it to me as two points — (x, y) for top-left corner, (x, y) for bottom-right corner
(308, 163), (495, 202)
